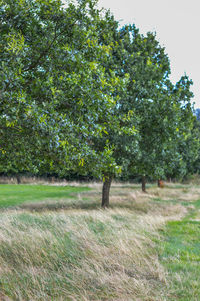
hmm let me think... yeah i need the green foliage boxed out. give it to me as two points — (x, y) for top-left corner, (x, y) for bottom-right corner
(0, 0), (198, 188)
(117, 26), (197, 182)
(1, 0), (133, 179)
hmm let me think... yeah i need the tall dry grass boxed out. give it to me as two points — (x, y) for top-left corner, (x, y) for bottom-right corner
(0, 184), (189, 300)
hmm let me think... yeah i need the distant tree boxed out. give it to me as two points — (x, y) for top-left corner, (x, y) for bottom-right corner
(153, 77), (197, 185)
(112, 26), (197, 191)
(114, 25), (173, 192)
(166, 76), (199, 179)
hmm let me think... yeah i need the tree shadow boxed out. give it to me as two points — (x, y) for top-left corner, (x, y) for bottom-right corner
(0, 198), (150, 213)
(17, 200), (101, 212)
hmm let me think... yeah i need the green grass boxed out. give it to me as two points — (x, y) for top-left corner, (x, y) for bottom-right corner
(194, 199), (200, 208)
(159, 201), (200, 300)
(0, 184), (90, 208)
(153, 197), (192, 207)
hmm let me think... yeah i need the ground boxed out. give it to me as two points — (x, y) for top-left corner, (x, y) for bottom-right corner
(0, 182), (199, 300)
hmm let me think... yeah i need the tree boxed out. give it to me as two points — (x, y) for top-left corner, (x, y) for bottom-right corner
(163, 76), (199, 180)
(114, 26), (198, 191)
(81, 12), (141, 206)
(111, 25), (173, 192)
(1, 0), (133, 206)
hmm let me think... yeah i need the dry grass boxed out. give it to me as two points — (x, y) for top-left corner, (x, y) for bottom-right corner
(148, 184), (200, 203)
(0, 183), (191, 300)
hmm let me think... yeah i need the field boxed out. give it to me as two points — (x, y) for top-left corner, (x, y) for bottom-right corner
(0, 182), (199, 300)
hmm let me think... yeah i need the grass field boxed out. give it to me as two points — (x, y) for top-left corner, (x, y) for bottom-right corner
(0, 182), (199, 300)
(0, 184), (90, 208)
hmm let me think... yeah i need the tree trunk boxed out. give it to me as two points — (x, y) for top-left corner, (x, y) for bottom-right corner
(158, 179), (164, 188)
(16, 175), (21, 184)
(101, 176), (112, 208)
(142, 175), (146, 192)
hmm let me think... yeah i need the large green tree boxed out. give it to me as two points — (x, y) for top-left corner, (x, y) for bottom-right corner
(1, 0), (133, 202)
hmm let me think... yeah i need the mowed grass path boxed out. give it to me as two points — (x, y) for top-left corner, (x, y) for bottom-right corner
(159, 196), (200, 300)
(0, 184), (90, 208)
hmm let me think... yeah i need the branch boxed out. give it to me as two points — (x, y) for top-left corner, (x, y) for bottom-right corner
(23, 20), (77, 73)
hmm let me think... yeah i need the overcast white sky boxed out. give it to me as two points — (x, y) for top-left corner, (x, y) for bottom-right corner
(98, 0), (200, 108)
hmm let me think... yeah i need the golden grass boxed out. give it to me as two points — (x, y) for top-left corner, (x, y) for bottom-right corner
(0, 183), (191, 300)
(149, 185), (200, 203)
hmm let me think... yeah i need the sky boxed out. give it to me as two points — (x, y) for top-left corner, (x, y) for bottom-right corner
(98, 0), (200, 108)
